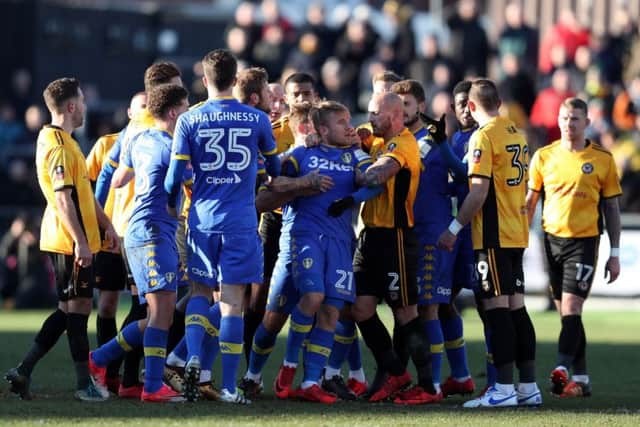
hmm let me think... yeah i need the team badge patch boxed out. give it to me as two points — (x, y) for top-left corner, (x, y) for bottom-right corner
(473, 149), (482, 163)
(582, 163), (594, 174)
(577, 281), (589, 291)
(165, 272), (175, 283)
(341, 152), (352, 164)
(302, 258), (313, 269)
(54, 165), (65, 180)
(387, 143), (397, 152)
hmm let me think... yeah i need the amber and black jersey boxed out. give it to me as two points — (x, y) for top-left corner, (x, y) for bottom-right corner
(86, 133), (119, 252)
(528, 139), (622, 238)
(36, 125), (101, 255)
(272, 115), (295, 154)
(468, 116), (529, 249)
(361, 128), (420, 229)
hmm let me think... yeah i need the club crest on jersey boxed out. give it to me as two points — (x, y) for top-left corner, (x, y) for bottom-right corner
(387, 143), (397, 152)
(582, 163), (594, 174)
(165, 272), (175, 283)
(341, 152), (352, 164)
(473, 149), (482, 163)
(302, 258), (313, 269)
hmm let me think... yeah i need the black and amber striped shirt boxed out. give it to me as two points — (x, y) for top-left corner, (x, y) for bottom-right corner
(36, 125), (101, 255)
(468, 116), (529, 249)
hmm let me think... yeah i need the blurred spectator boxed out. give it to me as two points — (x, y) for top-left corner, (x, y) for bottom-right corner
(260, 0), (296, 45)
(15, 105), (45, 146)
(300, 1), (338, 62)
(226, 26), (256, 65)
(498, 53), (536, 123)
(335, 18), (379, 111)
(381, 1), (415, 69)
(9, 69), (32, 119)
(585, 98), (612, 143)
(425, 62), (454, 109)
(446, 0), (489, 78)
(530, 68), (575, 145)
(285, 30), (327, 73)
(539, 9), (590, 75)
(612, 74), (640, 132)
(408, 34), (455, 87)
(322, 57), (357, 112)
(498, 2), (538, 78)
(0, 101), (25, 151)
(0, 213), (56, 309)
(253, 24), (290, 81)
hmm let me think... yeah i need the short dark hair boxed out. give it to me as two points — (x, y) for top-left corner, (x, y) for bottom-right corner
(144, 62), (181, 92)
(289, 101), (315, 127)
(43, 77), (81, 113)
(310, 100), (348, 133)
(560, 97), (588, 116)
(146, 84), (188, 119)
(470, 79), (500, 110)
(391, 79), (425, 104)
(372, 70), (402, 84)
(453, 80), (472, 97)
(202, 49), (237, 91)
(235, 67), (269, 103)
(284, 72), (316, 88)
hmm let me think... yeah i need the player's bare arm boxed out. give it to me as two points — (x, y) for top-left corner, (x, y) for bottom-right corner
(111, 165), (135, 188)
(359, 156), (401, 186)
(437, 176), (490, 251)
(54, 188), (92, 267)
(603, 196), (622, 283)
(256, 171), (333, 213)
(525, 189), (541, 225)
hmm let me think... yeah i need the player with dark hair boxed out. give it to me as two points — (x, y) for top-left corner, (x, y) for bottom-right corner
(89, 84), (190, 402)
(526, 97), (621, 398)
(391, 79), (474, 399)
(6, 77), (119, 401)
(165, 49), (280, 404)
(90, 62), (184, 396)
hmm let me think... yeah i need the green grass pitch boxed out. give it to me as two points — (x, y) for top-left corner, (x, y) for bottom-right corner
(1, 305), (639, 426)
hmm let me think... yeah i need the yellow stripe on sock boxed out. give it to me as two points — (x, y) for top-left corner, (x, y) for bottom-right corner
(290, 321), (312, 334)
(219, 341), (243, 355)
(333, 334), (355, 345)
(252, 343), (274, 355)
(444, 338), (465, 349)
(430, 343), (444, 354)
(186, 314), (218, 337)
(144, 346), (166, 358)
(117, 331), (132, 352)
(306, 343), (331, 357)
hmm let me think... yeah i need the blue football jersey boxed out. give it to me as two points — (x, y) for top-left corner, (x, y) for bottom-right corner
(282, 145), (371, 242)
(413, 126), (454, 228)
(122, 128), (183, 246)
(172, 97), (277, 233)
(450, 126), (476, 209)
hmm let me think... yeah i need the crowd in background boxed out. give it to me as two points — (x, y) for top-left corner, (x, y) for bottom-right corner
(1, 0), (640, 307)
